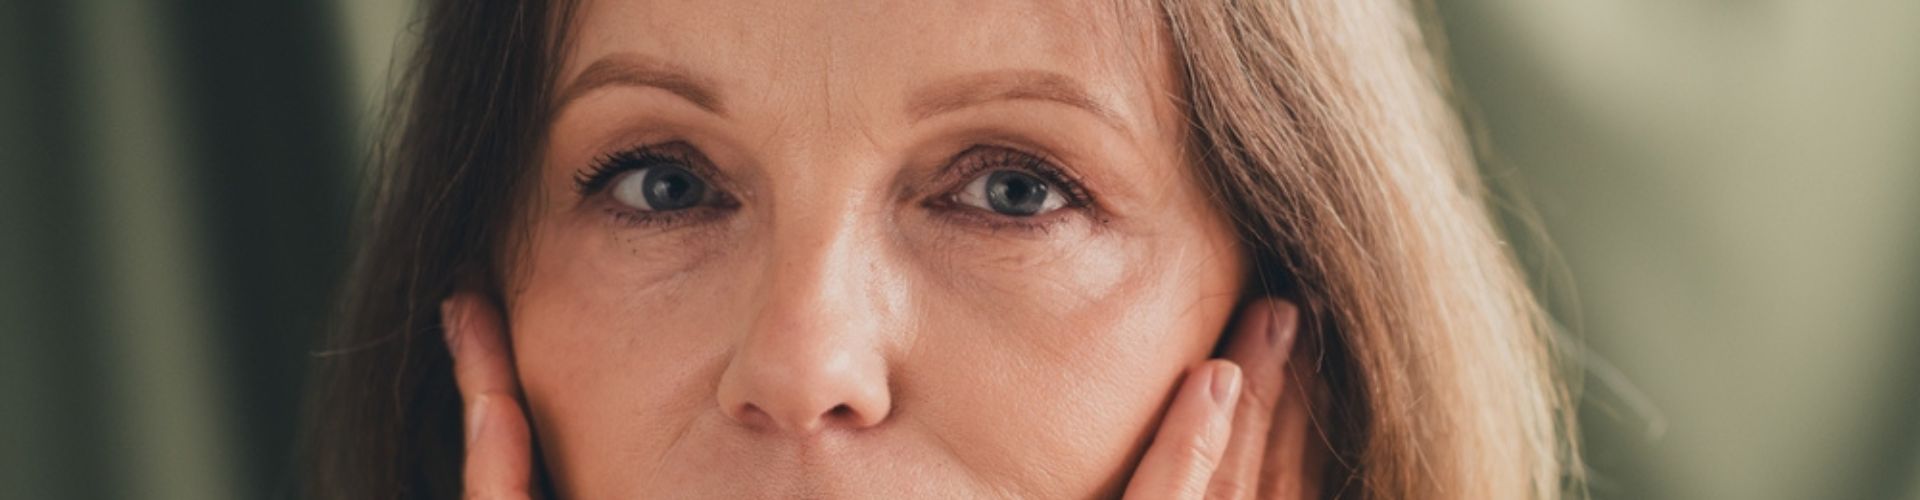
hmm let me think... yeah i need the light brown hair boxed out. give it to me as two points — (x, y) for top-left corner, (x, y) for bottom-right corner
(305, 0), (1578, 498)
(1163, 0), (1577, 497)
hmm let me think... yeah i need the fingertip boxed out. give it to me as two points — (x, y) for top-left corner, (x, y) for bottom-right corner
(445, 291), (508, 361)
(468, 393), (490, 446)
(1124, 361), (1242, 499)
(445, 291), (522, 402)
(1262, 298), (1300, 351)
(441, 295), (463, 354)
(1223, 298), (1302, 377)
(1238, 297), (1298, 349)
(1210, 361), (1242, 407)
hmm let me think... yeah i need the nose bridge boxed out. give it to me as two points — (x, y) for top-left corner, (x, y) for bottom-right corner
(716, 165), (898, 434)
(759, 169), (887, 336)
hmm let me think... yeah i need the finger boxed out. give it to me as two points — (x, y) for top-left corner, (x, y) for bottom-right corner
(1207, 298), (1300, 499)
(1261, 333), (1328, 500)
(443, 292), (520, 398)
(464, 392), (536, 500)
(442, 293), (534, 499)
(1123, 360), (1242, 500)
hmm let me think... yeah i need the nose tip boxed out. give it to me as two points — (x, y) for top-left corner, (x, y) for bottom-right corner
(717, 347), (892, 434)
(717, 208), (900, 435)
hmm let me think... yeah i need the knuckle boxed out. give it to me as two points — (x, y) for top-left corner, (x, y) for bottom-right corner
(1182, 434), (1223, 472)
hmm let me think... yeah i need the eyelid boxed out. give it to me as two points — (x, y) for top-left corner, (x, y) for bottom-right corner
(573, 141), (733, 198)
(576, 141), (706, 190)
(573, 141), (739, 230)
(940, 145), (1095, 209)
(920, 145), (1111, 238)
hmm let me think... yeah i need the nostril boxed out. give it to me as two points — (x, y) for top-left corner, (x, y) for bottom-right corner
(732, 401), (867, 431)
(823, 404), (866, 427)
(735, 402), (772, 426)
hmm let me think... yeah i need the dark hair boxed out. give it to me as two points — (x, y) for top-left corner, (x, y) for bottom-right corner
(303, 0), (571, 497)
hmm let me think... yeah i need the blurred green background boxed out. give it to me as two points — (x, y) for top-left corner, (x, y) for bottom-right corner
(0, 0), (1913, 498)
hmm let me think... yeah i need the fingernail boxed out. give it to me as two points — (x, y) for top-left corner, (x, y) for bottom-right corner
(1267, 301), (1298, 348)
(468, 395), (490, 445)
(440, 298), (461, 353)
(1210, 363), (1241, 405)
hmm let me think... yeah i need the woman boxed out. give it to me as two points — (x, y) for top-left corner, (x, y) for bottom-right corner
(306, 0), (1578, 498)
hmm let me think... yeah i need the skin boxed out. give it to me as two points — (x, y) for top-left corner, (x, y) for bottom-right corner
(448, 0), (1325, 497)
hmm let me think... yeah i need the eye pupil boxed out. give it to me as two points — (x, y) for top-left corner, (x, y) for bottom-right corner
(643, 166), (705, 210)
(986, 170), (1049, 216)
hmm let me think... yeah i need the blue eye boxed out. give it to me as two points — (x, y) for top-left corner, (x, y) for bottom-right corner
(610, 165), (708, 211)
(956, 169), (1066, 216)
(574, 143), (738, 228)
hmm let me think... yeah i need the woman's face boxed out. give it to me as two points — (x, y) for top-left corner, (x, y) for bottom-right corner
(507, 0), (1247, 496)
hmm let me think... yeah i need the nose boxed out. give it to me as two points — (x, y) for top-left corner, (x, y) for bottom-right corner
(715, 217), (898, 435)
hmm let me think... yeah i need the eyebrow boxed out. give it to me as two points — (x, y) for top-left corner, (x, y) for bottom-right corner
(906, 70), (1126, 131)
(555, 54), (1125, 132)
(555, 53), (724, 115)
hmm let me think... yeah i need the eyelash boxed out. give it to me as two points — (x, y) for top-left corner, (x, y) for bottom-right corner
(926, 145), (1095, 234)
(570, 143), (1096, 232)
(573, 144), (735, 228)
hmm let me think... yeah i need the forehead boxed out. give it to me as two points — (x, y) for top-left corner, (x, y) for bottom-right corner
(565, 0), (1161, 69)
(558, 0), (1177, 128)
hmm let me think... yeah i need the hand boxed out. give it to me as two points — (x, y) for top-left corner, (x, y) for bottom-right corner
(442, 294), (1322, 500)
(1122, 298), (1324, 500)
(442, 292), (538, 500)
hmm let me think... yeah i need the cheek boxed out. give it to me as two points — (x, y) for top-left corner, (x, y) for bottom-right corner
(503, 192), (1242, 496)
(904, 228), (1241, 495)
(506, 219), (743, 489)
